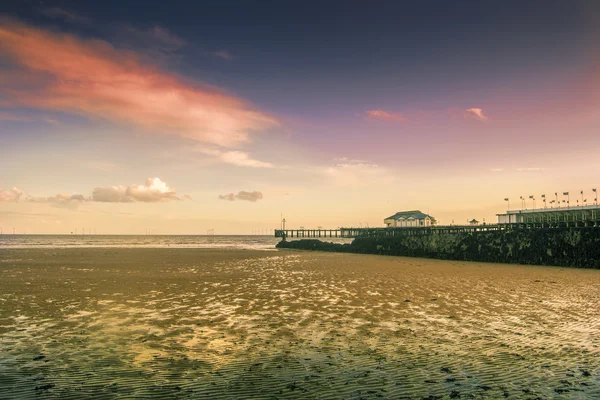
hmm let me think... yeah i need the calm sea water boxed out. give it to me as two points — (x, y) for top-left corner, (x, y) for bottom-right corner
(0, 234), (353, 250)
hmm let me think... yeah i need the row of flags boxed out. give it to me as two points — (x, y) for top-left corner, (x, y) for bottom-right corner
(504, 189), (598, 205)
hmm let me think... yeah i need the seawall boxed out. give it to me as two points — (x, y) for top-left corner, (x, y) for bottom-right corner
(276, 227), (600, 268)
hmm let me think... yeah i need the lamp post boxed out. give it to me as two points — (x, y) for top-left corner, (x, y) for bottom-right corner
(541, 194), (546, 208)
(581, 190), (584, 206)
(593, 188), (597, 205)
(520, 196), (525, 209)
(555, 192), (558, 207)
(504, 198), (509, 211)
(563, 192), (570, 209)
(529, 195), (535, 209)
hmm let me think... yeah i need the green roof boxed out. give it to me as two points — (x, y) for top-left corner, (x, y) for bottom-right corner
(385, 210), (433, 221)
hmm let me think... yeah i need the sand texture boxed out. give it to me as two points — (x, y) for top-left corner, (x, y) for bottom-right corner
(0, 248), (599, 399)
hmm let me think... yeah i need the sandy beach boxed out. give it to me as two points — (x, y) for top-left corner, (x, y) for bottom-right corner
(0, 248), (599, 399)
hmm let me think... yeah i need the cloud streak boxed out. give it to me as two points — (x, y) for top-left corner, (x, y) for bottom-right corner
(365, 109), (405, 122)
(0, 19), (277, 147)
(215, 50), (234, 60)
(219, 191), (263, 202)
(197, 148), (273, 168)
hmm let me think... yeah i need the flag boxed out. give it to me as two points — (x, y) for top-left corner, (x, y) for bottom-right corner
(593, 188), (597, 193)
(555, 192), (558, 196)
(541, 194), (545, 198)
(563, 192), (569, 195)
(529, 195), (534, 199)
(581, 190), (584, 194)
(504, 198), (509, 201)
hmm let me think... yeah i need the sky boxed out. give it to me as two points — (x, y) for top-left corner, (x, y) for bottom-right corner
(1, 0), (600, 234)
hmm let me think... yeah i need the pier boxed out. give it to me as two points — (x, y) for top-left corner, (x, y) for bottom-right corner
(275, 224), (504, 239)
(275, 220), (600, 239)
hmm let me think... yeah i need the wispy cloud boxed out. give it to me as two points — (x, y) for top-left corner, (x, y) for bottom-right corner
(125, 25), (186, 53)
(0, 187), (23, 202)
(215, 50), (234, 60)
(0, 111), (58, 124)
(365, 109), (405, 122)
(219, 191), (263, 202)
(324, 158), (393, 187)
(38, 7), (88, 23)
(516, 167), (544, 172)
(0, 19), (278, 147)
(465, 107), (488, 121)
(197, 148), (273, 168)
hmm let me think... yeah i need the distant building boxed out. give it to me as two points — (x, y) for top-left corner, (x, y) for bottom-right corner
(384, 210), (435, 228)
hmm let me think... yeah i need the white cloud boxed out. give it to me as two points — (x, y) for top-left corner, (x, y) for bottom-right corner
(219, 191), (263, 202)
(92, 178), (181, 203)
(2, 178), (185, 205)
(0, 187), (23, 202)
(126, 177), (180, 202)
(465, 108), (488, 121)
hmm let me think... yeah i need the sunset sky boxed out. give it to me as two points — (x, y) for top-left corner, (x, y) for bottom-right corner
(1, 0), (600, 234)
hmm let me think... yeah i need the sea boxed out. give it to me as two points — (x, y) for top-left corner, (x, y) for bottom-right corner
(0, 234), (351, 250)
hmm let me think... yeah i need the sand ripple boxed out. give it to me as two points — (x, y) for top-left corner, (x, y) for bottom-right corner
(0, 248), (599, 399)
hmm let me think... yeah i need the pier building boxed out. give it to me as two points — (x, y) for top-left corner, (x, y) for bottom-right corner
(384, 210), (436, 228)
(497, 204), (600, 226)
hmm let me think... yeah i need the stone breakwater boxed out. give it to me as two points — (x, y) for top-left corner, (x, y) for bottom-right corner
(276, 227), (600, 268)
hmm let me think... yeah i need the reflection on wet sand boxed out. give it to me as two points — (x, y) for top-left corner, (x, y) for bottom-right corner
(0, 248), (599, 399)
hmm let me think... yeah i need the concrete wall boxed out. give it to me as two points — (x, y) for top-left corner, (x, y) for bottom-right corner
(277, 227), (600, 269)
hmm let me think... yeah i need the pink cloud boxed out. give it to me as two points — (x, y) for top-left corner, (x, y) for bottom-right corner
(0, 19), (277, 147)
(465, 108), (488, 121)
(365, 110), (405, 122)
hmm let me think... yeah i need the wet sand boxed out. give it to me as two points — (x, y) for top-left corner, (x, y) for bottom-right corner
(0, 248), (599, 399)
